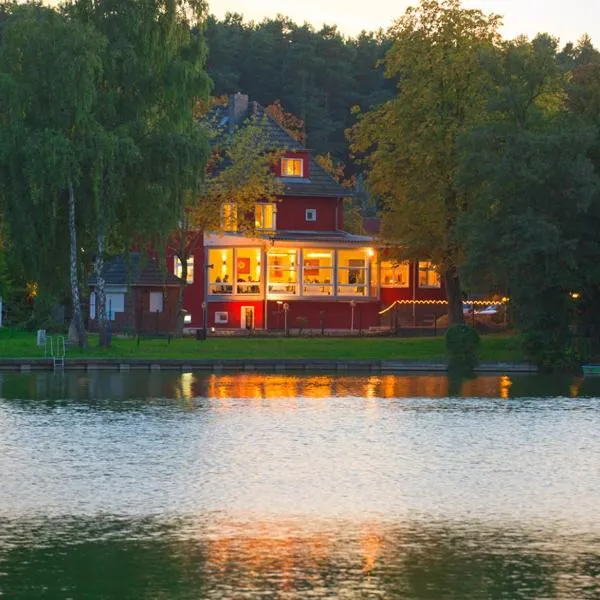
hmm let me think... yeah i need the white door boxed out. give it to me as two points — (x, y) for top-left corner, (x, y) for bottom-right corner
(241, 306), (254, 330)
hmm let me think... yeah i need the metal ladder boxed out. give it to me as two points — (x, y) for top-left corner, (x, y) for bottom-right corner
(45, 335), (66, 370)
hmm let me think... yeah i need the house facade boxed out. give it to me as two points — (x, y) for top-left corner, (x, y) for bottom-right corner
(171, 94), (447, 332)
(88, 253), (181, 334)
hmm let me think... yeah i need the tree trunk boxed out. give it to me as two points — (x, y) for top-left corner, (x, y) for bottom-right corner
(94, 223), (109, 348)
(67, 180), (87, 348)
(444, 265), (465, 326)
(173, 254), (187, 337)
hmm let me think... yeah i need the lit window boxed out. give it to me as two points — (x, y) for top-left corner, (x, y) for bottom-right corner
(338, 249), (369, 297)
(221, 202), (238, 232)
(255, 203), (276, 230)
(302, 250), (333, 296)
(267, 249), (298, 295)
(208, 248), (233, 295)
(281, 158), (303, 177)
(174, 257), (194, 283)
(381, 261), (409, 287)
(418, 261), (441, 288)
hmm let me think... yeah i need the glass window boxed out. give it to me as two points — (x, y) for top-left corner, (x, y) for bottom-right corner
(281, 158), (303, 177)
(221, 202), (237, 232)
(174, 256), (194, 283)
(418, 261), (441, 288)
(208, 248), (233, 294)
(255, 203), (276, 231)
(235, 248), (262, 295)
(338, 249), (369, 297)
(381, 261), (409, 287)
(303, 250), (333, 296)
(105, 293), (125, 319)
(149, 291), (163, 313)
(267, 249), (298, 295)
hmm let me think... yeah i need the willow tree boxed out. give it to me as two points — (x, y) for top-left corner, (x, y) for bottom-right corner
(350, 0), (500, 324)
(0, 3), (105, 346)
(69, 0), (211, 346)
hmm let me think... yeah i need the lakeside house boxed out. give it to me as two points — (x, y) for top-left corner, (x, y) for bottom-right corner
(169, 93), (447, 333)
(88, 94), (447, 334)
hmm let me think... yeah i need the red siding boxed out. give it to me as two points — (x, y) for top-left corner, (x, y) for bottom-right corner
(208, 300), (264, 329)
(266, 300), (380, 331)
(276, 196), (339, 231)
(275, 151), (311, 178)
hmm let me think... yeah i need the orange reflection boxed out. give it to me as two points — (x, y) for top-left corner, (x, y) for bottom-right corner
(200, 517), (386, 591)
(569, 377), (583, 398)
(360, 528), (383, 573)
(500, 375), (512, 399)
(205, 373), (516, 403)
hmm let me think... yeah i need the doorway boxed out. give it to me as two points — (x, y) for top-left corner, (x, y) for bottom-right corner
(241, 306), (254, 330)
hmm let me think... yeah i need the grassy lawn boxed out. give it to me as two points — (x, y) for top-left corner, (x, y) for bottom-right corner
(0, 329), (525, 363)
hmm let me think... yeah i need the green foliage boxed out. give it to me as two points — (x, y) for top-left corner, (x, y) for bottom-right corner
(445, 324), (481, 370)
(204, 14), (394, 160)
(350, 0), (501, 324)
(456, 35), (600, 370)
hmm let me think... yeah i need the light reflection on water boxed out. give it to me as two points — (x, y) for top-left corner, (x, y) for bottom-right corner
(0, 371), (599, 599)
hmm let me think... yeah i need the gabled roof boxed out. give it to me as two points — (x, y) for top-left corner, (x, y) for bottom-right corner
(88, 253), (181, 288)
(203, 95), (347, 199)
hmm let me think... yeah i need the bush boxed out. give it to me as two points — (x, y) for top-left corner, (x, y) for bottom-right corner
(445, 324), (480, 371)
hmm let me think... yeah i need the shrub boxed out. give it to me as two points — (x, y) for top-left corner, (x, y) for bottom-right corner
(445, 324), (480, 371)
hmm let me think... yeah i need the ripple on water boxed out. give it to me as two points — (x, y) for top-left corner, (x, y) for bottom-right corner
(0, 372), (599, 599)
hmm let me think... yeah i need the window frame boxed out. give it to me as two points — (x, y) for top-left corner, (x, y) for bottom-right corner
(174, 256), (194, 283)
(380, 260), (410, 288)
(305, 208), (317, 222)
(281, 157), (304, 178)
(221, 202), (238, 232)
(255, 203), (277, 231)
(418, 260), (441, 289)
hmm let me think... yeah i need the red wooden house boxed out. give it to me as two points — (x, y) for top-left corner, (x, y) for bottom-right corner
(171, 94), (447, 332)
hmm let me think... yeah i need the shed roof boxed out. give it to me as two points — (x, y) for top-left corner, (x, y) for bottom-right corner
(88, 253), (181, 288)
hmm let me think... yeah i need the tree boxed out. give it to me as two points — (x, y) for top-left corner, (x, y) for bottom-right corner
(69, 0), (211, 346)
(456, 36), (599, 368)
(350, 0), (501, 324)
(0, 3), (106, 346)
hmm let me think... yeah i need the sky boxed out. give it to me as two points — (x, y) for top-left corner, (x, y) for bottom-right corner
(209, 0), (600, 46)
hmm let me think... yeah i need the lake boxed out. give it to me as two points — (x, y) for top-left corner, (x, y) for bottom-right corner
(0, 371), (599, 599)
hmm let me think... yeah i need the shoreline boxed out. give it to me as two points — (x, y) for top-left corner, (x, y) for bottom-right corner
(0, 358), (537, 373)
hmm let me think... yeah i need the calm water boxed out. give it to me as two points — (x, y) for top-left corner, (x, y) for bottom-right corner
(1, 371), (599, 599)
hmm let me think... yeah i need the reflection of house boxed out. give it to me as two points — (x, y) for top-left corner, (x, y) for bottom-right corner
(172, 93), (446, 331)
(88, 253), (181, 334)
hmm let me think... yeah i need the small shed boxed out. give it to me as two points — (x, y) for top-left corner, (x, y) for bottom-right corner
(88, 253), (182, 335)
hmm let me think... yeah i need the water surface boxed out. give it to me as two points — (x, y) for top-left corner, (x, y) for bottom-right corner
(0, 371), (599, 599)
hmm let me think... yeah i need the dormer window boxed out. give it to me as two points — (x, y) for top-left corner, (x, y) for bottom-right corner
(255, 203), (276, 231)
(281, 157), (303, 177)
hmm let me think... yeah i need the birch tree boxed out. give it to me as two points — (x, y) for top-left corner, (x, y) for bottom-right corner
(0, 3), (105, 346)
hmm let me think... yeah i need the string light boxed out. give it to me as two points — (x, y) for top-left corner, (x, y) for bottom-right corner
(378, 298), (509, 315)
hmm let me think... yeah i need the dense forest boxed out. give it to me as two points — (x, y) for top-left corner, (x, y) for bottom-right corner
(202, 12), (600, 162)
